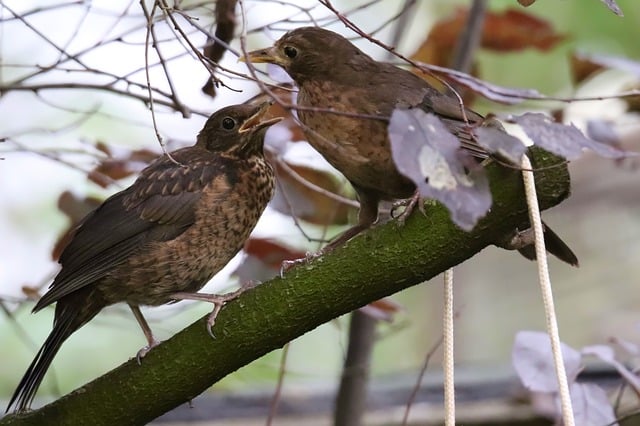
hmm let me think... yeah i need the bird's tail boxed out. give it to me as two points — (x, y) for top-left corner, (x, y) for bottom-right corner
(6, 305), (87, 413)
(517, 221), (579, 267)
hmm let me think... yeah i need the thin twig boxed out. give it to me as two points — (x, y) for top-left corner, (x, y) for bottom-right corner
(266, 343), (290, 426)
(401, 335), (444, 425)
(148, 2), (191, 118)
(140, 0), (179, 163)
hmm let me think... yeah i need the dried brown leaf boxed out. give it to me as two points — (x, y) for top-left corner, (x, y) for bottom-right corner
(271, 160), (354, 226)
(53, 191), (102, 260)
(233, 238), (306, 282)
(20, 285), (42, 301)
(411, 8), (564, 68)
(359, 298), (403, 322)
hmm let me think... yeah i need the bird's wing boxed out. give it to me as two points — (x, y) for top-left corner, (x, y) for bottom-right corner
(367, 62), (490, 159)
(416, 88), (490, 159)
(35, 149), (226, 310)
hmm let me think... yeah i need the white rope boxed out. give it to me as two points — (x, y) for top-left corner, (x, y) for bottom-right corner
(521, 155), (575, 426)
(443, 268), (455, 426)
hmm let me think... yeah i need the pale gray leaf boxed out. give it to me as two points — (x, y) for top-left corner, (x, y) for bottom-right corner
(600, 0), (624, 17)
(512, 331), (582, 393)
(567, 383), (618, 426)
(389, 108), (491, 231)
(582, 345), (640, 397)
(511, 113), (630, 160)
(474, 125), (527, 164)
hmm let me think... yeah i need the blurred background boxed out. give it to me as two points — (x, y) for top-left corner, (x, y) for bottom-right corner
(1, 0), (639, 423)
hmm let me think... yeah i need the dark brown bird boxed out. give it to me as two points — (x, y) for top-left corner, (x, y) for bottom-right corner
(7, 102), (281, 412)
(244, 26), (577, 266)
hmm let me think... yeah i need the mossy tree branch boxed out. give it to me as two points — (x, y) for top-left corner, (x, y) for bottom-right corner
(1, 148), (572, 426)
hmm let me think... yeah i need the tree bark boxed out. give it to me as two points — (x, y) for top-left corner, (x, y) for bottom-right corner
(1, 148), (572, 426)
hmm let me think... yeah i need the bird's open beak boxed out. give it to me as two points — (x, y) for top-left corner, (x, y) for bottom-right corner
(239, 101), (283, 133)
(239, 47), (280, 65)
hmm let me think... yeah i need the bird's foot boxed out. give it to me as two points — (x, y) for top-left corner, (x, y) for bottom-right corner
(171, 287), (251, 338)
(279, 251), (321, 277)
(391, 191), (424, 227)
(136, 339), (161, 364)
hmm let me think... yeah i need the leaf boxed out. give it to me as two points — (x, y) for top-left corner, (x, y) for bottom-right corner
(512, 330), (582, 393)
(600, 0), (624, 16)
(573, 51), (640, 80)
(481, 10), (565, 52)
(88, 147), (157, 188)
(411, 8), (564, 65)
(409, 8), (563, 101)
(20, 285), (42, 301)
(582, 345), (640, 398)
(473, 123), (527, 164)
(270, 159), (355, 226)
(570, 52), (605, 84)
(53, 191), (102, 260)
(389, 109), (491, 231)
(359, 298), (403, 322)
(609, 336), (640, 356)
(509, 112), (632, 160)
(233, 238), (306, 283)
(568, 383), (618, 426)
(586, 120), (624, 151)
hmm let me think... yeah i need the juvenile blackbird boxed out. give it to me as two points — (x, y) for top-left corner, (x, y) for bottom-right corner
(244, 26), (577, 265)
(7, 102), (281, 412)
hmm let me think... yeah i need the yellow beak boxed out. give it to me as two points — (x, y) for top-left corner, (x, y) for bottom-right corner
(239, 47), (280, 64)
(238, 101), (283, 133)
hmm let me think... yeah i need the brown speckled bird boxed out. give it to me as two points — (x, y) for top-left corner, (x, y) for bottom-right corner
(245, 26), (577, 266)
(7, 102), (281, 412)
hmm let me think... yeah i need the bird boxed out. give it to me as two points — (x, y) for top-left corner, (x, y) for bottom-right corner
(243, 26), (578, 266)
(7, 102), (281, 412)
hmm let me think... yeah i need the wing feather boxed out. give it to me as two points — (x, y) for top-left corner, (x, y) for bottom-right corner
(35, 148), (224, 310)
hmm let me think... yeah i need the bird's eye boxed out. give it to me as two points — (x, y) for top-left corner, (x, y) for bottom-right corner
(222, 117), (236, 130)
(283, 46), (297, 59)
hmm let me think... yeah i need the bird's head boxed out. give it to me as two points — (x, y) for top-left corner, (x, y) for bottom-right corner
(197, 102), (282, 156)
(242, 27), (369, 83)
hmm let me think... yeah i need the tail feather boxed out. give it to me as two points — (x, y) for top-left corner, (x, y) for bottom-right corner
(517, 221), (579, 267)
(7, 309), (79, 413)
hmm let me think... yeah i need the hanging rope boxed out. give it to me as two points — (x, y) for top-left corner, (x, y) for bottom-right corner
(521, 154), (575, 426)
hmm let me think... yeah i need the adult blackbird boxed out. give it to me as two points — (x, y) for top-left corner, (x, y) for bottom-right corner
(7, 102), (281, 412)
(244, 26), (577, 265)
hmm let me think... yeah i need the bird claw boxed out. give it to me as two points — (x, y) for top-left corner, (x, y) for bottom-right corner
(279, 251), (321, 277)
(205, 304), (223, 339)
(206, 287), (250, 338)
(391, 191), (424, 227)
(136, 340), (161, 364)
(170, 287), (250, 339)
